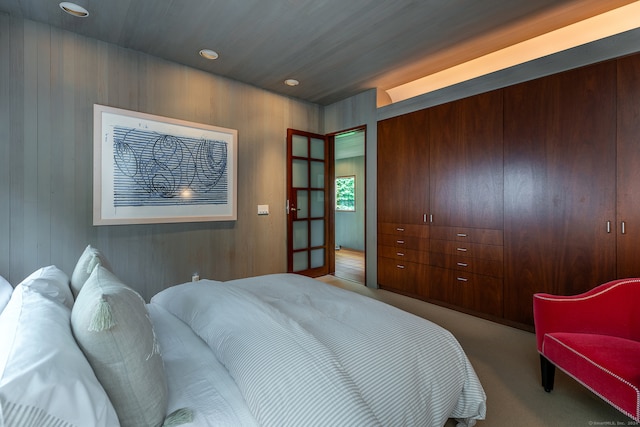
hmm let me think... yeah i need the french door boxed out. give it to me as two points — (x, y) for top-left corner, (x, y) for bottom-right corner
(286, 129), (332, 277)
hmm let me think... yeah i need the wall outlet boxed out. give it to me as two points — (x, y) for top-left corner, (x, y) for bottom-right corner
(257, 204), (269, 215)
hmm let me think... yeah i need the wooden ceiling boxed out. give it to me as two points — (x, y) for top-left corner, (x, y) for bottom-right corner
(1, 0), (636, 105)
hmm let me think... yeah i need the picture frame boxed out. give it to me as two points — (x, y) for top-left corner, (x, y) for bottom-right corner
(93, 104), (237, 225)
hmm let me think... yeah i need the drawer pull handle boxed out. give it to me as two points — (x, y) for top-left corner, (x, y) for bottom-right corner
(457, 233), (468, 237)
(396, 252), (405, 257)
(396, 227), (405, 232)
(457, 277), (468, 282)
(396, 265), (405, 269)
(456, 247), (468, 252)
(397, 240), (405, 244)
(457, 262), (468, 267)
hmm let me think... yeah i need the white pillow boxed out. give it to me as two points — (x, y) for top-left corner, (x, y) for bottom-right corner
(70, 245), (112, 298)
(71, 265), (169, 427)
(0, 275), (11, 314)
(17, 265), (73, 309)
(0, 282), (119, 427)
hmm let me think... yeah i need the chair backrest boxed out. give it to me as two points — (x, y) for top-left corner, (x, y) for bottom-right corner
(534, 278), (640, 347)
(587, 279), (640, 338)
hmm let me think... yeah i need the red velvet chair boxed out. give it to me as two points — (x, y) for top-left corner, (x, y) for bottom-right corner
(533, 278), (640, 422)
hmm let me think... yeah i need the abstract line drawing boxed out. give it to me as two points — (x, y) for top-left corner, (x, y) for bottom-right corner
(112, 126), (228, 206)
(93, 104), (237, 225)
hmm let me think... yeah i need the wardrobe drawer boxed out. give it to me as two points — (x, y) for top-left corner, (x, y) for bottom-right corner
(429, 239), (503, 261)
(379, 234), (429, 251)
(378, 223), (429, 238)
(429, 267), (503, 317)
(429, 226), (502, 245)
(378, 257), (428, 297)
(378, 245), (429, 264)
(429, 253), (503, 277)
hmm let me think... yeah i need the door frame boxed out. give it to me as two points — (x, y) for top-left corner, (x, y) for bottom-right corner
(330, 126), (366, 283)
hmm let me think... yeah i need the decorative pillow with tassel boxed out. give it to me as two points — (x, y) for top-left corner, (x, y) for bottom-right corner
(71, 265), (191, 427)
(70, 245), (112, 298)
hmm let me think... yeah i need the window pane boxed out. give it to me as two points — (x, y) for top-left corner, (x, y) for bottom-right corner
(310, 161), (324, 189)
(293, 251), (308, 271)
(296, 190), (309, 219)
(310, 190), (324, 218)
(311, 249), (325, 268)
(335, 176), (355, 211)
(292, 135), (308, 157)
(292, 159), (308, 188)
(293, 221), (308, 250)
(310, 138), (324, 160)
(311, 219), (324, 247)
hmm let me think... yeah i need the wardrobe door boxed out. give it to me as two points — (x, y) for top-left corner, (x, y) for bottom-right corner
(617, 53), (640, 278)
(377, 110), (429, 224)
(428, 90), (503, 229)
(503, 61), (617, 326)
(377, 111), (430, 293)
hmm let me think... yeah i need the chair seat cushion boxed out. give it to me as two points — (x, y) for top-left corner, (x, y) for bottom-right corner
(543, 332), (640, 420)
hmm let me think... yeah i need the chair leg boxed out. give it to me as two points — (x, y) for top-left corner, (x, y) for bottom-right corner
(540, 355), (555, 392)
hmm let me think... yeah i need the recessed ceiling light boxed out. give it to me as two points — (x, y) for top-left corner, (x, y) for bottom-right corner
(199, 49), (219, 60)
(59, 2), (89, 17)
(284, 79), (299, 87)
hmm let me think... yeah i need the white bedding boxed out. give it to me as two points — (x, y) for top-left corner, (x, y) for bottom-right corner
(151, 273), (486, 427)
(147, 303), (259, 427)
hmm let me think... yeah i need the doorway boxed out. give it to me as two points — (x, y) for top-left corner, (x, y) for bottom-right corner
(333, 128), (366, 284)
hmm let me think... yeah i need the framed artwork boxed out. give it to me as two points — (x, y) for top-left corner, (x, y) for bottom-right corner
(93, 104), (237, 225)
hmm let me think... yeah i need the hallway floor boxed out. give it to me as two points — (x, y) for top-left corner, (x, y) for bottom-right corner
(334, 248), (364, 284)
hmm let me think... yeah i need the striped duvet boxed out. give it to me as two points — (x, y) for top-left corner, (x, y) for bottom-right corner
(151, 273), (486, 427)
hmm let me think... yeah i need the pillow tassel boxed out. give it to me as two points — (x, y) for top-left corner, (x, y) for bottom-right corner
(88, 296), (116, 332)
(163, 408), (193, 426)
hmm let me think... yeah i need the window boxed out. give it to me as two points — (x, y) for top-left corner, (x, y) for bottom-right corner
(335, 176), (355, 211)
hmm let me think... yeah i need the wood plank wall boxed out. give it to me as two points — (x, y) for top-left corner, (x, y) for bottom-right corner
(0, 16), (326, 300)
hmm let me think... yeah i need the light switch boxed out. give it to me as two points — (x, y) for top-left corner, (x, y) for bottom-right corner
(258, 204), (269, 215)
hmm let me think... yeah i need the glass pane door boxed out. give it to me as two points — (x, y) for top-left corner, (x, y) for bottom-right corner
(287, 129), (329, 276)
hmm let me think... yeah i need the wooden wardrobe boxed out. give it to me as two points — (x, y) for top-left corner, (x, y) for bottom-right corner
(377, 53), (640, 329)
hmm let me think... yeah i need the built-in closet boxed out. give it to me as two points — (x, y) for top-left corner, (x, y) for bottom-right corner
(377, 52), (640, 329)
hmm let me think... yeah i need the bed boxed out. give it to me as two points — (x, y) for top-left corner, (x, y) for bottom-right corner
(0, 245), (486, 427)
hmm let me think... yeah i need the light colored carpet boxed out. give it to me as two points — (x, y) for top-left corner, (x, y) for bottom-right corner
(317, 275), (631, 427)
